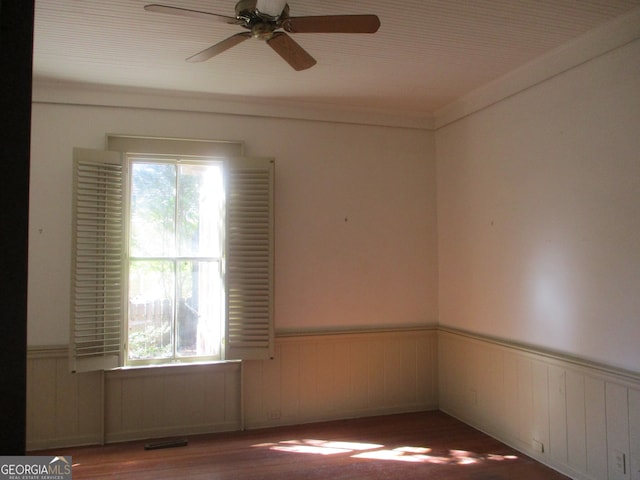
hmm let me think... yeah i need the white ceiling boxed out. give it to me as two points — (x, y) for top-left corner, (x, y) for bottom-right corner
(33, 0), (640, 119)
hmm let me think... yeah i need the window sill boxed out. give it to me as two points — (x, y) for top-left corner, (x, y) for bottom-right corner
(106, 359), (242, 377)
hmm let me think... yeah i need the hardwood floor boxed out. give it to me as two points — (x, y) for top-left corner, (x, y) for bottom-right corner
(33, 411), (569, 479)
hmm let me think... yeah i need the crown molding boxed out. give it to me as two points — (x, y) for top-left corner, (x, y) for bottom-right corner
(31, 80), (435, 131)
(434, 6), (640, 129)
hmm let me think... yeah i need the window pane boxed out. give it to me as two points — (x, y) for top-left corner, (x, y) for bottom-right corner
(130, 163), (176, 257)
(177, 163), (224, 257)
(176, 260), (223, 357)
(128, 260), (175, 360)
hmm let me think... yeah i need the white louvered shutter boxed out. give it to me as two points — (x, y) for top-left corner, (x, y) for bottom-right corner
(70, 148), (124, 372)
(225, 157), (275, 360)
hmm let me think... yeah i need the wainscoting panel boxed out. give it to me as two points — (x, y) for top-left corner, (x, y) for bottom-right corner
(438, 328), (640, 480)
(104, 362), (241, 443)
(585, 376), (608, 480)
(27, 328), (438, 449)
(630, 388), (640, 480)
(26, 346), (103, 450)
(606, 382), (630, 480)
(243, 328), (439, 429)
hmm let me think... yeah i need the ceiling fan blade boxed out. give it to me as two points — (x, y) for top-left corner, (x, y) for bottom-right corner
(187, 33), (252, 63)
(283, 15), (380, 34)
(144, 4), (239, 24)
(267, 32), (316, 71)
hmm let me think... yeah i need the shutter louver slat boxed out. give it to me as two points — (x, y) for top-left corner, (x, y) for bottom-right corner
(225, 158), (274, 360)
(70, 148), (124, 372)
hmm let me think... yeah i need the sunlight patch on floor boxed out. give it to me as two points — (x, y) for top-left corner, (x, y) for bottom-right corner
(254, 439), (383, 456)
(252, 438), (519, 465)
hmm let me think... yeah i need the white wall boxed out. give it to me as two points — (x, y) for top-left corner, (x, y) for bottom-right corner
(436, 38), (640, 372)
(28, 98), (437, 345)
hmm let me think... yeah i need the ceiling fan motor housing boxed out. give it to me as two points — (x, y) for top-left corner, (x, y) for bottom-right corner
(236, 0), (289, 22)
(235, 0), (290, 39)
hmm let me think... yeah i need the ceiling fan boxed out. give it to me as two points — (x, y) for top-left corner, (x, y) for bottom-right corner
(144, 0), (380, 71)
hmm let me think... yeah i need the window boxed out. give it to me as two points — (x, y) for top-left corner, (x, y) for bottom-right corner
(127, 157), (224, 364)
(70, 137), (274, 372)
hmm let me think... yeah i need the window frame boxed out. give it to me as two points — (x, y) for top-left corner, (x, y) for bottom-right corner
(124, 154), (226, 367)
(69, 136), (274, 373)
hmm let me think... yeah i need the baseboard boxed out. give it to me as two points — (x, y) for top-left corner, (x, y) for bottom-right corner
(104, 421), (241, 444)
(27, 433), (103, 452)
(245, 404), (439, 431)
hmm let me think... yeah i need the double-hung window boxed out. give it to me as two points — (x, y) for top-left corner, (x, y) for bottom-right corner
(127, 156), (224, 364)
(69, 136), (274, 372)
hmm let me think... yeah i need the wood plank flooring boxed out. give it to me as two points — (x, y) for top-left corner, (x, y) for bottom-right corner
(33, 411), (570, 479)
